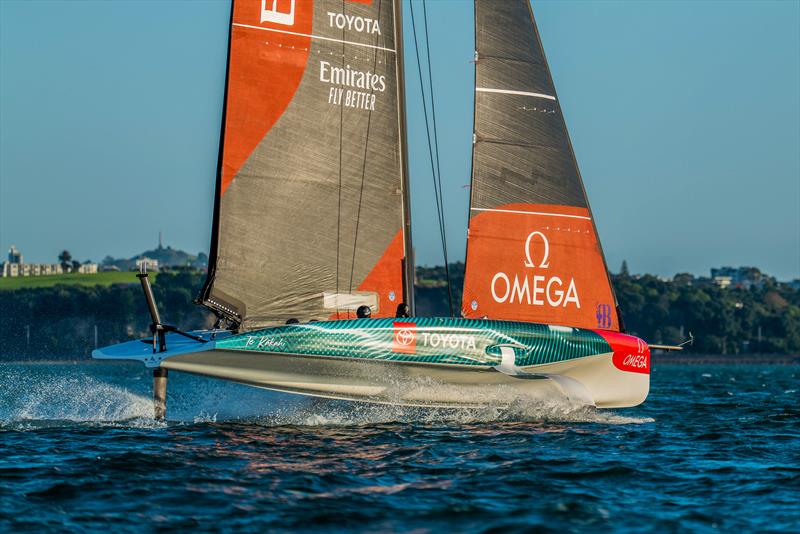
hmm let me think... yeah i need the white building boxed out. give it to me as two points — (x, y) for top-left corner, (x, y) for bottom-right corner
(7, 245), (22, 264)
(135, 257), (159, 272)
(2, 262), (63, 277)
(713, 276), (733, 289)
(77, 263), (98, 274)
(0, 245), (98, 277)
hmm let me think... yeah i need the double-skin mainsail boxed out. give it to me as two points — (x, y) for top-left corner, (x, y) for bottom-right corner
(200, 0), (621, 333)
(200, 0), (412, 330)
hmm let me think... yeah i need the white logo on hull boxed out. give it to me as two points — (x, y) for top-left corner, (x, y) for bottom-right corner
(395, 329), (415, 346)
(245, 335), (286, 349)
(622, 353), (648, 369)
(420, 333), (477, 351)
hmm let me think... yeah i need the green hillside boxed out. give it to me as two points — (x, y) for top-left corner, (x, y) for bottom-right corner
(102, 245), (207, 271)
(0, 271), (154, 290)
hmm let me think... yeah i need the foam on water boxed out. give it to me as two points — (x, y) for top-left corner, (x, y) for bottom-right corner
(0, 364), (156, 427)
(261, 402), (653, 427)
(0, 362), (652, 428)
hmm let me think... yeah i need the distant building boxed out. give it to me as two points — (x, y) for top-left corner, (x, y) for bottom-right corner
(135, 257), (159, 272)
(711, 267), (766, 290)
(713, 275), (733, 289)
(2, 262), (63, 277)
(7, 245), (22, 264)
(0, 245), (97, 277)
(77, 262), (98, 274)
(672, 273), (696, 286)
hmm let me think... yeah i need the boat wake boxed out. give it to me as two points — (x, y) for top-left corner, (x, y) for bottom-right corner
(260, 394), (653, 427)
(0, 367), (155, 428)
(0, 363), (653, 429)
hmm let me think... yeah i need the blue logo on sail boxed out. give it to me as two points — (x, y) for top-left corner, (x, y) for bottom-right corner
(596, 304), (612, 329)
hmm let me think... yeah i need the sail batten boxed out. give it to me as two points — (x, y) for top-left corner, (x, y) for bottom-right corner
(462, 0), (620, 332)
(476, 87), (556, 100)
(200, 0), (409, 331)
(230, 22), (398, 52)
(470, 207), (592, 220)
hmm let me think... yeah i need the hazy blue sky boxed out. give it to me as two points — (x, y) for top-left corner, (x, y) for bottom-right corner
(1, 0), (798, 280)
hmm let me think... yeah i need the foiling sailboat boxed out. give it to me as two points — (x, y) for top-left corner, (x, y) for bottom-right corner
(95, 0), (674, 418)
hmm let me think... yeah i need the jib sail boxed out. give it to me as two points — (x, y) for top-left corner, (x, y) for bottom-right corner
(200, 0), (413, 330)
(462, 0), (621, 331)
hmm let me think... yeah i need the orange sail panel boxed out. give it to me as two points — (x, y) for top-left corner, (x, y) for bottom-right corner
(463, 0), (620, 331)
(221, 1), (314, 195)
(329, 230), (404, 321)
(462, 204), (618, 331)
(200, 0), (409, 330)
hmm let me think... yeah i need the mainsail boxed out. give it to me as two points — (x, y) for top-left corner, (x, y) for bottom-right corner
(462, 0), (621, 331)
(200, 0), (413, 330)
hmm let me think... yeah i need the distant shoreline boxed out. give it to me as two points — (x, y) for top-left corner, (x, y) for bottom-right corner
(652, 353), (800, 365)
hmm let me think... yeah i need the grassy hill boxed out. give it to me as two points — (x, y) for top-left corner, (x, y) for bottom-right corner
(0, 271), (155, 291)
(102, 246), (207, 271)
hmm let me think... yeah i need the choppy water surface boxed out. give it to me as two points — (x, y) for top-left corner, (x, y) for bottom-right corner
(1, 362), (798, 532)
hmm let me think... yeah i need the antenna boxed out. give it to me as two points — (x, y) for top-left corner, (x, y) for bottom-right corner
(649, 332), (695, 352)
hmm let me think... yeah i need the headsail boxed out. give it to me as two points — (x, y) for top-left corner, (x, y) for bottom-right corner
(200, 0), (412, 330)
(462, 0), (621, 331)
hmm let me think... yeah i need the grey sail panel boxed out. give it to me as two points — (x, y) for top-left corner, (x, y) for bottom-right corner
(462, 0), (621, 332)
(472, 130), (585, 209)
(472, 0), (584, 210)
(200, 0), (408, 331)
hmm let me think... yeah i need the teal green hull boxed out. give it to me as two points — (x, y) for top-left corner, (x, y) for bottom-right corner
(217, 317), (613, 368)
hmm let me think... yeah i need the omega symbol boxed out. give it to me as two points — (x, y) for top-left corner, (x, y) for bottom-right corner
(524, 231), (550, 269)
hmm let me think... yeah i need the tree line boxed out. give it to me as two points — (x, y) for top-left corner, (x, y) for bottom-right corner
(1, 264), (798, 359)
(415, 263), (800, 355)
(0, 269), (212, 359)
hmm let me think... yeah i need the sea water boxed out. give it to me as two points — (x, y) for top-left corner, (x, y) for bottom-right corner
(0, 361), (798, 532)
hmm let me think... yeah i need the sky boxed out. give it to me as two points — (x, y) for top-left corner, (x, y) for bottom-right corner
(1, 0), (798, 280)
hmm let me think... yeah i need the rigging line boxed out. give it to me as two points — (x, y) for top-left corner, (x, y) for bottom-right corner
(348, 0), (383, 298)
(411, 0), (448, 308)
(335, 0), (346, 319)
(410, 0), (453, 317)
(414, 6), (447, 279)
(422, 0), (454, 317)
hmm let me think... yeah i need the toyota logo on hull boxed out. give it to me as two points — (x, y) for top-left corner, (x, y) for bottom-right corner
(396, 329), (414, 346)
(392, 322), (417, 354)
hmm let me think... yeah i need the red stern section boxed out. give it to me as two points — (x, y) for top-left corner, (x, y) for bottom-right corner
(596, 330), (650, 375)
